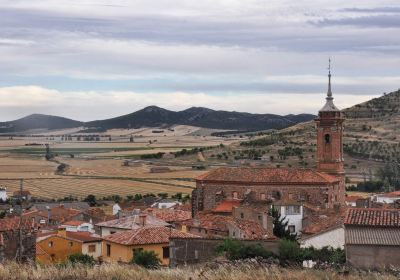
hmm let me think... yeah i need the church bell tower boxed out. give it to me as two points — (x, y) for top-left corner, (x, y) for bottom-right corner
(315, 60), (345, 175)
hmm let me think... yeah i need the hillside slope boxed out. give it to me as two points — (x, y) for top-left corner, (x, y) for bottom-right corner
(0, 114), (83, 133)
(85, 106), (315, 131)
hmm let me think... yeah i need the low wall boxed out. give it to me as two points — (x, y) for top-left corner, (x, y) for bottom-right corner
(169, 237), (279, 267)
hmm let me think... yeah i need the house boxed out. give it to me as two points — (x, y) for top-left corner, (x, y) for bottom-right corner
(102, 226), (199, 265)
(96, 212), (170, 237)
(301, 207), (346, 249)
(232, 202), (272, 231)
(112, 203), (122, 215)
(36, 229), (102, 264)
(0, 187), (7, 202)
(273, 201), (304, 235)
(13, 190), (32, 201)
(372, 191), (400, 204)
(151, 198), (181, 209)
(60, 220), (94, 233)
(23, 206), (82, 228)
(344, 208), (400, 269)
(192, 73), (346, 216)
(345, 196), (365, 207)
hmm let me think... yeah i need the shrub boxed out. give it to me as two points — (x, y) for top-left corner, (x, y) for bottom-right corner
(279, 240), (302, 264)
(132, 250), (161, 269)
(67, 253), (95, 266)
(216, 239), (276, 261)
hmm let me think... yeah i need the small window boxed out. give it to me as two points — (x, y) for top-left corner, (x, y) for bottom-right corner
(50, 254), (55, 261)
(258, 215), (262, 221)
(240, 213), (244, 219)
(232, 192), (238, 199)
(88, 244), (96, 253)
(110, 231), (116, 235)
(106, 244), (111, 257)
(69, 242), (73, 247)
(288, 225), (295, 233)
(325, 134), (331, 144)
(48, 241), (53, 248)
(162, 247), (170, 259)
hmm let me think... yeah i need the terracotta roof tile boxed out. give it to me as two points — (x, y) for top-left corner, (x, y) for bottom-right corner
(62, 220), (86, 226)
(66, 231), (102, 243)
(197, 167), (339, 185)
(103, 226), (199, 245)
(96, 213), (169, 229)
(345, 208), (400, 227)
(143, 208), (191, 222)
(213, 200), (242, 213)
(227, 219), (275, 240)
(302, 208), (346, 235)
(0, 216), (36, 232)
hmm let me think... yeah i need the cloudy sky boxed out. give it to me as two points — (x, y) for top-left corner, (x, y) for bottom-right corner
(0, 0), (399, 121)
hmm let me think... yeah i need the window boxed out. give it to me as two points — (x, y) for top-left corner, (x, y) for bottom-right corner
(288, 225), (295, 233)
(162, 247), (170, 259)
(285, 205), (301, 215)
(258, 215), (262, 221)
(50, 254), (55, 261)
(48, 241), (53, 248)
(232, 192), (238, 199)
(325, 134), (331, 144)
(106, 244), (111, 257)
(110, 231), (116, 235)
(69, 242), (73, 247)
(88, 245), (96, 253)
(240, 212), (244, 219)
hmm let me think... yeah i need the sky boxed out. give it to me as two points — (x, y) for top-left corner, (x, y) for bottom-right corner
(0, 0), (399, 121)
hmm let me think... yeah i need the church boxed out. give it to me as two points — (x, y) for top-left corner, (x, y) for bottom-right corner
(192, 68), (345, 216)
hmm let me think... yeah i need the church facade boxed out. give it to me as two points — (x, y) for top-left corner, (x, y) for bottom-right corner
(192, 69), (346, 217)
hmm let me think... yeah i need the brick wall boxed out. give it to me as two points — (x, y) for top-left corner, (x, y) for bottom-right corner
(192, 181), (345, 216)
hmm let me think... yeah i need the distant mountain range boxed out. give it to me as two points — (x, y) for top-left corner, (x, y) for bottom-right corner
(0, 106), (316, 133)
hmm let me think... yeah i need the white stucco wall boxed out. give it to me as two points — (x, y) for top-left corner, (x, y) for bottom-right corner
(100, 227), (126, 237)
(279, 205), (303, 234)
(300, 227), (344, 249)
(0, 189), (7, 201)
(375, 196), (398, 204)
(82, 241), (102, 259)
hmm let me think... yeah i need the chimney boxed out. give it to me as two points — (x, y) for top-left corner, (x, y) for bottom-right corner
(139, 214), (147, 226)
(58, 227), (67, 237)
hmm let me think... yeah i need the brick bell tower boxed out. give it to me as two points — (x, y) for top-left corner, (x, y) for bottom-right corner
(315, 60), (345, 176)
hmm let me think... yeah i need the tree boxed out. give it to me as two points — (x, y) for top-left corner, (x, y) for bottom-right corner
(132, 250), (160, 269)
(83, 194), (97, 206)
(269, 206), (297, 241)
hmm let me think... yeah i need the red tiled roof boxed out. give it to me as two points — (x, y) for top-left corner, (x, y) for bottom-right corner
(227, 219), (275, 240)
(143, 208), (191, 222)
(62, 220), (86, 226)
(302, 208), (346, 235)
(197, 167), (339, 185)
(66, 231), (102, 243)
(181, 213), (231, 232)
(0, 216), (36, 232)
(213, 200), (242, 213)
(103, 226), (199, 245)
(345, 208), (400, 227)
(345, 196), (364, 202)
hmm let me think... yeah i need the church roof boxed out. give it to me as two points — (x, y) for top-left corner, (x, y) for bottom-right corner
(197, 167), (339, 185)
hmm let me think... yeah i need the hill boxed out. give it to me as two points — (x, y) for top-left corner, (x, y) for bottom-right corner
(0, 114), (83, 133)
(85, 106), (315, 131)
(234, 89), (400, 182)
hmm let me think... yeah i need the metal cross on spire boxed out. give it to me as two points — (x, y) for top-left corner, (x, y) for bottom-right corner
(327, 57), (332, 98)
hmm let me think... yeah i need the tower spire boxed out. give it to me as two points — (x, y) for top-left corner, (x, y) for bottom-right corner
(327, 57), (332, 99)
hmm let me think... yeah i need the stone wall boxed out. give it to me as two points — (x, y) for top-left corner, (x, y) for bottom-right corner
(346, 244), (400, 269)
(0, 230), (36, 263)
(169, 237), (279, 267)
(192, 181), (344, 216)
